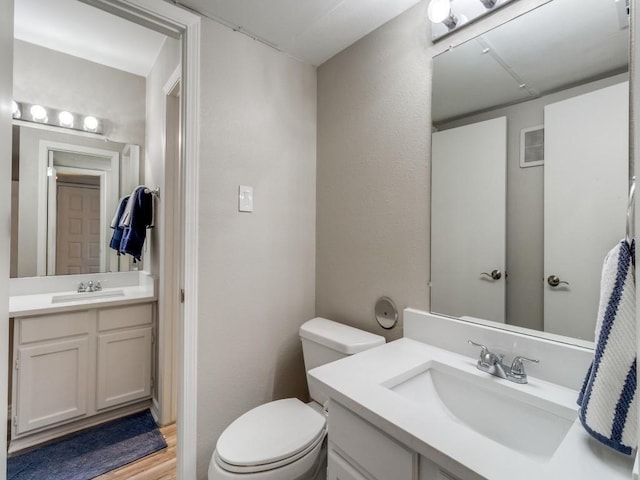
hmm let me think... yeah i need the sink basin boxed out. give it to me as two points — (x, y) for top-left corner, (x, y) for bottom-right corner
(51, 289), (125, 303)
(384, 360), (576, 462)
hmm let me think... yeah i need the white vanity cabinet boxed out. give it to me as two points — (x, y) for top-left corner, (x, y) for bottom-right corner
(13, 310), (92, 435)
(96, 304), (153, 410)
(327, 401), (463, 480)
(11, 302), (154, 450)
(328, 401), (417, 480)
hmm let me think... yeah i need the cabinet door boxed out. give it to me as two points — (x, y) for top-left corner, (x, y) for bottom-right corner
(96, 327), (152, 410)
(328, 449), (372, 480)
(16, 337), (89, 434)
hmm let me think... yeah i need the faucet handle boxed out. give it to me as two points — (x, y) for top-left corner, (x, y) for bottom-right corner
(77, 282), (86, 293)
(468, 340), (503, 366)
(510, 356), (539, 376)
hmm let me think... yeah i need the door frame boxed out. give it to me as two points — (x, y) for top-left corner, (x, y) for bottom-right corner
(2, 1), (201, 479)
(38, 141), (118, 276)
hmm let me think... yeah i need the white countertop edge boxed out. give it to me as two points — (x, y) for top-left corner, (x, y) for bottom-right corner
(308, 338), (634, 480)
(9, 287), (156, 317)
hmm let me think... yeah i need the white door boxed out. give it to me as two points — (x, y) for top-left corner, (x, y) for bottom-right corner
(431, 117), (507, 323)
(56, 183), (101, 275)
(544, 82), (628, 340)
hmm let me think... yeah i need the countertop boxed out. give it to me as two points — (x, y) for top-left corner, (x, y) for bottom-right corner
(9, 285), (156, 317)
(308, 338), (633, 480)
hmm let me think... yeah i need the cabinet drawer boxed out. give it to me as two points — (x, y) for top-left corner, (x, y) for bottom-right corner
(329, 401), (415, 480)
(98, 303), (152, 331)
(20, 311), (91, 344)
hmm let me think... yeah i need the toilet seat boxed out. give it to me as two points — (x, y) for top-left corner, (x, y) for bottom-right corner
(215, 398), (326, 474)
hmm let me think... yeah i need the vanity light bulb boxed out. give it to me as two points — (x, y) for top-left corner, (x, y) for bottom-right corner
(83, 116), (98, 132)
(58, 111), (74, 128)
(11, 100), (20, 118)
(30, 104), (47, 122)
(428, 0), (452, 23)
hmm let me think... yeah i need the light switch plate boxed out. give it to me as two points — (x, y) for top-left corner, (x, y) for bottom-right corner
(238, 185), (253, 212)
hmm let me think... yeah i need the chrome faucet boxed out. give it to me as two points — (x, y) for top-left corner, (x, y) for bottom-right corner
(468, 340), (539, 384)
(87, 281), (95, 292)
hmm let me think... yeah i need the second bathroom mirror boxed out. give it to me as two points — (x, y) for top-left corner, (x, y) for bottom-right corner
(430, 0), (629, 343)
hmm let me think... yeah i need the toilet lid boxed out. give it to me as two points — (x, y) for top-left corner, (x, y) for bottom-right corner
(216, 398), (326, 468)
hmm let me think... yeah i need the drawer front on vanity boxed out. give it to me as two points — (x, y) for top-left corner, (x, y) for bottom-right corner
(98, 303), (153, 331)
(329, 401), (416, 480)
(20, 310), (91, 344)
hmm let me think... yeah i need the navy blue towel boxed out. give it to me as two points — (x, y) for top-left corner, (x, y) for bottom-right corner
(109, 195), (130, 253)
(119, 187), (154, 261)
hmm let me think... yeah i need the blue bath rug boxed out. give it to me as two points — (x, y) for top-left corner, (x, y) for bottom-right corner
(8, 409), (167, 480)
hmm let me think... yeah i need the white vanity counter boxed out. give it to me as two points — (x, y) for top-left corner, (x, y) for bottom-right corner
(9, 271), (157, 317)
(309, 337), (633, 480)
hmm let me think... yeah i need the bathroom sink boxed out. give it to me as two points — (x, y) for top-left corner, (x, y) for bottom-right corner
(51, 289), (125, 303)
(384, 360), (576, 462)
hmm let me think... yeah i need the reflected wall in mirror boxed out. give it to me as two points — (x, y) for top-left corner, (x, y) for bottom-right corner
(430, 0), (629, 343)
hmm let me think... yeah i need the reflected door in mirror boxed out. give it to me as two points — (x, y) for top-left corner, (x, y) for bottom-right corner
(55, 177), (101, 275)
(543, 82), (628, 340)
(431, 117), (507, 323)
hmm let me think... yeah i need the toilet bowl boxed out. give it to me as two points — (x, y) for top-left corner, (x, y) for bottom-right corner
(208, 318), (385, 480)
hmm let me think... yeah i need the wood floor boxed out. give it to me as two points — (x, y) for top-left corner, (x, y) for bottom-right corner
(94, 423), (177, 480)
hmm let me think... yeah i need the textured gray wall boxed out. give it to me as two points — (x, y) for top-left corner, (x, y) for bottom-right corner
(196, 17), (317, 479)
(316, 2), (431, 341)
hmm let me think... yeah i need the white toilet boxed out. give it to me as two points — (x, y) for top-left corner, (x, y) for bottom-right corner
(208, 317), (385, 480)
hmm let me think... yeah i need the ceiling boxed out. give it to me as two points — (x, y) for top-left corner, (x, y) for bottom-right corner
(14, 0), (423, 74)
(14, 0), (167, 76)
(176, 0), (423, 65)
(432, 0), (629, 124)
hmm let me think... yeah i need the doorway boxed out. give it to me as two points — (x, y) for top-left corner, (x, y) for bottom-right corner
(1, 1), (201, 479)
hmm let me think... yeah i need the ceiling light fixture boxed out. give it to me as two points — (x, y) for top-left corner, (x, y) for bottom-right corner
(427, 0), (458, 30)
(58, 111), (74, 128)
(12, 100), (104, 135)
(30, 104), (48, 122)
(83, 116), (99, 132)
(12, 101), (20, 119)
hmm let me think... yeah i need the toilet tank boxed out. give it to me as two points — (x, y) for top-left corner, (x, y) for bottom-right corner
(299, 318), (385, 404)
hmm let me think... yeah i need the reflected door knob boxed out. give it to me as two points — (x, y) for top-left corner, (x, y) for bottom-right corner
(547, 275), (569, 287)
(481, 269), (502, 280)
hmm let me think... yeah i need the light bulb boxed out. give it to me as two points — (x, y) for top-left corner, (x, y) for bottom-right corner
(12, 101), (20, 119)
(428, 0), (452, 23)
(59, 111), (74, 128)
(30, 104), (47, 122)
(84, 116), (98, 132)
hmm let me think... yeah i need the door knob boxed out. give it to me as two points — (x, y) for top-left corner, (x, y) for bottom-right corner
(547, 275), (569, 287)
(481, 269), (502, 280)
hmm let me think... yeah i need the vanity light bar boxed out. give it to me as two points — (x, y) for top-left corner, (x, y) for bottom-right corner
(12, 101), (104, 135)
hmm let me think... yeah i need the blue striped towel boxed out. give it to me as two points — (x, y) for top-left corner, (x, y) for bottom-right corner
(578, 239), (636, 455)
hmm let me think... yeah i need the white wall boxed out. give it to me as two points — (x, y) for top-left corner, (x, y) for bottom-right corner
(13, 40), (145, 146)
(316, 1), (431, 341)
(196, 17), (317, 479)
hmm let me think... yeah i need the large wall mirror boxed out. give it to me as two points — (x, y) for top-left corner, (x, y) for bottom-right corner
(430, 0), (629, 344)
(10, 0), (167, 279)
